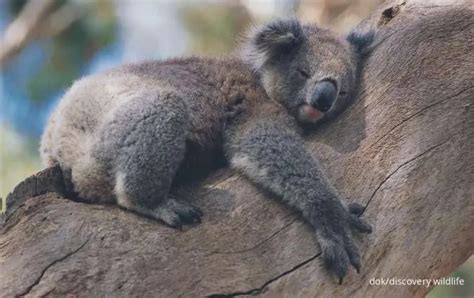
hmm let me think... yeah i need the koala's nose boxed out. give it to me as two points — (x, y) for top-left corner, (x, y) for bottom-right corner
(310, 80), (337, 112)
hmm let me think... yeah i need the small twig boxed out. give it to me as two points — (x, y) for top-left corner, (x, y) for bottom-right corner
(0, 0), (87, 66)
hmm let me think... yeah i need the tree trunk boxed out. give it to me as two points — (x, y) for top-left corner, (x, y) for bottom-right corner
(1, 0), (473, 297)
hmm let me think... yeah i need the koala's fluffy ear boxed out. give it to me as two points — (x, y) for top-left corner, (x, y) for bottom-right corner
(242, 19), (306, 71)
(346, 29), (375, 55)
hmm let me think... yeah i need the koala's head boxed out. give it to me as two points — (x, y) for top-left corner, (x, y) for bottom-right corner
(243, 19), (371, 124)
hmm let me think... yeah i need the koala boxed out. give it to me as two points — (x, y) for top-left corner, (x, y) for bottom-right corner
(40, 19), (373, 283)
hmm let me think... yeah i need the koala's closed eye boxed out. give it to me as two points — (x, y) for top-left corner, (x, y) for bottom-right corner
(296, 68), (310, 79)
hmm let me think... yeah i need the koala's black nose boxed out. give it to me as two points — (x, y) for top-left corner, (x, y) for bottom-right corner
(310, 80), (337, 112)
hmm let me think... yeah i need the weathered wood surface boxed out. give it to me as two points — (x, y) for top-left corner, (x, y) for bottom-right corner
(1, 0), (473, 297)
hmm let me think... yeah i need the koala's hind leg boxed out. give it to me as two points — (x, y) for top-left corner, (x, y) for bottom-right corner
(107, 93), (202, 228)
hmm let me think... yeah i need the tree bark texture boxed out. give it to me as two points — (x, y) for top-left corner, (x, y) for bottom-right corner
(1, 0), (473, 297)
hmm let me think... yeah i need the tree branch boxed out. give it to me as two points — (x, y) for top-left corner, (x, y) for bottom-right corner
(0, 0), (473, 297)
(0, 0), (86, 65)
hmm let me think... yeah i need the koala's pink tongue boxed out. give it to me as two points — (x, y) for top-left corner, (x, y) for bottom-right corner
(302, 104), (322, 119)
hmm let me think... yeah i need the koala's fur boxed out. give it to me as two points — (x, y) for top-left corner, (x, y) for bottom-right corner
(41, 19), (372, 282)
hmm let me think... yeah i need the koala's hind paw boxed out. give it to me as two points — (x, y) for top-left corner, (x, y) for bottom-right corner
(154, 199), (203, 229)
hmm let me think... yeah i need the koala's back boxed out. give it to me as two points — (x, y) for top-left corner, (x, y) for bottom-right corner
(41, 70), (145, 165)
(42, 57), (250, 165)
(40, 71), (152, 201)
(40, 57), (260, 201)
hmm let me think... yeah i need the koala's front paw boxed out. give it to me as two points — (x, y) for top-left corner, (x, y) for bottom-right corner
(154, 199), (203, 230)
(225, 94), (245, 120)
(348, 202), (366, 216)
(225, 105), (244, 120)
(310, 202), (372, 284)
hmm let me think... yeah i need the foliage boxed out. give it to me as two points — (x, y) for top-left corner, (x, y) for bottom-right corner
(0, 125), (41, 200)
(182, 4), (251, 55)
(7, 0), (117, 103)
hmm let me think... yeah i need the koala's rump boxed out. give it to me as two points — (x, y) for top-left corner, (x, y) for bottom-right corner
(41, 68), (231, 200)
(40, 73), (153, 201)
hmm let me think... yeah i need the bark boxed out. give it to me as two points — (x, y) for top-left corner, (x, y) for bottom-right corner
(1, 0), (473, 297)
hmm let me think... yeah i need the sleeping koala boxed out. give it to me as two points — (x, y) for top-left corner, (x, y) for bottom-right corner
(41, 19), (373, 283)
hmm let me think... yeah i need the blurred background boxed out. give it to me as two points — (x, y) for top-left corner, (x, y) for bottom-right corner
(0, 0), (471, 296)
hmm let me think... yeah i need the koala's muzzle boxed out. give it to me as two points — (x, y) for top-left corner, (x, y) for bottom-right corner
(310, 80), (337, 112)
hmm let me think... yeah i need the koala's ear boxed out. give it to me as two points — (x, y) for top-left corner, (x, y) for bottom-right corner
(242, 19), (306, 71)
(346, 29), (375, 55)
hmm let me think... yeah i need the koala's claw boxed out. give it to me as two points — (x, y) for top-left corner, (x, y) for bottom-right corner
(346, 202), (372, 233)
(349, 215), (373, 234)
(320, 238), (350, 284)
(347, 202), (366, 216)
(314, 203), (372, 283)
(344, 236), (362, 273)
(319, 234), (363, 283)
(352, 256), (361, 274)
(154, 199), (203, 229)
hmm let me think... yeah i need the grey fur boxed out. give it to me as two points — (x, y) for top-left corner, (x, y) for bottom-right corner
(40, 19), (372, 282)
